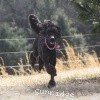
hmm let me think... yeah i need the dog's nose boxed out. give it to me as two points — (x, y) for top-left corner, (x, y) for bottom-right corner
(51, 36), (55, 39)
(50, 36), (55, 42)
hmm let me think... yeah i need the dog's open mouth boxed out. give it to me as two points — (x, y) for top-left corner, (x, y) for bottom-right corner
(50, 41), (55, 44)
(45, 38), (60, 50)
(50, 42), (60, 49)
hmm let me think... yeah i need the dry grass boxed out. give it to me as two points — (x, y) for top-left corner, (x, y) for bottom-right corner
(0, 45), (100, 100)
(0, 43), (100, 100)
(0, 67), (100, 87)
(0, 40), (100, 76)
(56, 39), (100, 71)
(0, 67), (100, 100)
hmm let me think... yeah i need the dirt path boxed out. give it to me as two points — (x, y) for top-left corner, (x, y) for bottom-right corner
(0, 67), (100, 100)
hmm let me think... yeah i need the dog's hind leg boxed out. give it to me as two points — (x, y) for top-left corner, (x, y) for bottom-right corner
(30, 51), (38, 71)
(38, 57), (44, 72)
(30, 38), (39, 71)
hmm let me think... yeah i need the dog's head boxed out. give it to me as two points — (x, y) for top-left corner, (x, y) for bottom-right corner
(44, 25), (61, 50)
(44, 21), (61, 45)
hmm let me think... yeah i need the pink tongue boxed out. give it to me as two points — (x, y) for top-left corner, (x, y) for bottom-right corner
(56, 44), (60, 49)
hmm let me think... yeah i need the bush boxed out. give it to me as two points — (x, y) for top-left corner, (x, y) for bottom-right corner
(0, 22), (28, 66)
(52, 8), (87, 52)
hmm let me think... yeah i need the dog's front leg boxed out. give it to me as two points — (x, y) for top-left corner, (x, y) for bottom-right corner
(42, 51), (56, 88)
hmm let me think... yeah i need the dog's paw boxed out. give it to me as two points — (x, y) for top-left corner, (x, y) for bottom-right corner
(48, 80), (56, 88)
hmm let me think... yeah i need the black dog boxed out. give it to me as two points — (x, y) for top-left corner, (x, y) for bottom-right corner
(29, 14), (61, 88)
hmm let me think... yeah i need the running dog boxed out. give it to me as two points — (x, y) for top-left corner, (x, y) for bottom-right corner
(29, 14), (61, 88)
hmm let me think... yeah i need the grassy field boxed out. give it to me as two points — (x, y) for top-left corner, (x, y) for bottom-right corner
(0, 67), (100, 100)
(0, 40), (100, 100)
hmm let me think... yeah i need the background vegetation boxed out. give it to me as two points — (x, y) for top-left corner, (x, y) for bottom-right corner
(0, 0), (99, 66)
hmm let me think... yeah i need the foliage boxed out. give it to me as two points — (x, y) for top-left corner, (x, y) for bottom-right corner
(0, 0), (99, 66)
(70, 0), (100, 55)
(70, 0), (100, 34)
(0, 23), (28, 65)
(53, 8), (87, 52)
(36, 0), (56, 20)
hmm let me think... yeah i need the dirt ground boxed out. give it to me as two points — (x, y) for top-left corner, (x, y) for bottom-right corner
(0, 67), (100, 100)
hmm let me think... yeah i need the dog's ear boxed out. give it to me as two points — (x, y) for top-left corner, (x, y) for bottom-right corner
(28, 14), (43, 34)
(28, 14), (38, 23)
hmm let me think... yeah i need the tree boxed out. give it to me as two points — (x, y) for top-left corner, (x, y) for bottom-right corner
(70, 0), (100, 55)
(71, 0), (100, 33)
(0, 0), (37, 28)
(35, 0), (56, 21)
(53, 8), (87, 52)
(0, 22), (28, 66)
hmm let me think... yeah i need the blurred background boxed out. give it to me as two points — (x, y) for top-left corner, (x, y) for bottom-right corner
(0, 0), (99, 66)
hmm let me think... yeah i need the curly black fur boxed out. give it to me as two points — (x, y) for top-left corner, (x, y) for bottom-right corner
(28, 14), (43, 34)
(28, 14), (61, 37)
(29, 14), (61, 77)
